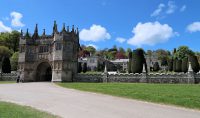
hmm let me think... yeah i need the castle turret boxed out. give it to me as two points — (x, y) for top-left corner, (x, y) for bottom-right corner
(25, 29), (30, 39)
(62, 23), (66, 33)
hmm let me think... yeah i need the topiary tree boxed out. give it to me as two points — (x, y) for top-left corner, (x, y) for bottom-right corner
(175, 59), (182, 72)
(128, 52), (132, 73)
(168, 58), (173, 71)
(153, 62), (160, 71)
(188, 54), (199, 73)
(82, 63), (87, 73)
(78, 62), (82, 73)
(132, 49), (146, 73)
(173, 58), (177, 72)
(181, 57), (188, 73)
(2, 56), (11, 73)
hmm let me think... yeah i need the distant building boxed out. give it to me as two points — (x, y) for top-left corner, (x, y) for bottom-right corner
(78, 56), (116, 72)
(110, 59), (129, 72)
(145, 51), (161, 72)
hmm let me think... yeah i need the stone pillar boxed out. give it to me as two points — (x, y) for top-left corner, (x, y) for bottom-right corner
(187, 62), (195, 84)
(140, 64), (147, 83)
(102, 64), (108, 82)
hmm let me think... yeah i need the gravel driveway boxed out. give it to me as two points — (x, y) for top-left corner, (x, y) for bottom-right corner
(0, 82), (200, 118)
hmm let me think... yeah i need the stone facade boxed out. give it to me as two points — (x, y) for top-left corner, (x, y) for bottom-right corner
(18, 21), (80, 82)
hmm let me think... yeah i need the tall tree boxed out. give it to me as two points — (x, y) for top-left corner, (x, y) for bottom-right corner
(2, 57), (11, 73)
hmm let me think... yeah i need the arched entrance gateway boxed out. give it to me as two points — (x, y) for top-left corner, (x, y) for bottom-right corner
(35, 62), (52, 81)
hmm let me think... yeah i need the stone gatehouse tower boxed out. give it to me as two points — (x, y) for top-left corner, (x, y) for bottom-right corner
(18, 21), (80, 82)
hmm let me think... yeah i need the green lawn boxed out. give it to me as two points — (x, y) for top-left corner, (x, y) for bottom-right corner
(57, 83), (200, 110)
(0, 101), (59, 118)
(0, 81), (15, 84)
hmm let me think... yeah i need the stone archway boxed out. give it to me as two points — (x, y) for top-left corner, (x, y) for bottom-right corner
(35, 62), (52, 82)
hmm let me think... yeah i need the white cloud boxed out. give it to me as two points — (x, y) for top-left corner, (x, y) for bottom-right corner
(187, 22), (200, 33)
(86, 44), (98, 49)
(127, 22), (175, 47)
(116, 37), (126, 43)
(0, 21), (12, 32)
(166, 1), (177, 14)
(80, 24), (111, 42)
(180, 5), (186, 12)
(151, 3), (165, 17)
(10, 11), (25, 27)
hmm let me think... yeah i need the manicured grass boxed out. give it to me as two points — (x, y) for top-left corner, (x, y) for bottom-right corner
(57, 83), (200, 110)
(0, 81), (15, 84)
(0, 101), (59, 118)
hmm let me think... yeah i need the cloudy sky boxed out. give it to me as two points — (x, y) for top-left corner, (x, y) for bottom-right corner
(0, 0), (200, 51)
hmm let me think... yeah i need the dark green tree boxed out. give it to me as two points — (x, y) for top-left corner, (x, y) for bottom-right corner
(173, 58), (177, 72)
(82, 63), (87, 73)
(78, 62), (82, 73)
(168, 58), (173, 71)
(132, 49), (146, 73)
(2, 57), (11, 73)
(175, 59), (182, 72)
(181, 57), (188, 73)
(128, 52), (132, 73)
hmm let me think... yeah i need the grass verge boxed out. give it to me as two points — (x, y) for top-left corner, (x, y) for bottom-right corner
(57, 83), (200, 110)
(0, 101), (59, 118)
(0, 81), (15, 84)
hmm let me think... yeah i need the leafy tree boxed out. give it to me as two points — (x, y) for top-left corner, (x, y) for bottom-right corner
(174, 46), (194, 60)
(153, 62), (160, 71)
(155, 49), (170, 65)
(0, 31), (20, 52)
(2, 57), (11, 73)
(85, 46), (96, 55)
(10, 52), (19, 71)
(115, 52), (126, 59)
(82, 63), (87, 73)
(0, 46), (12, 61)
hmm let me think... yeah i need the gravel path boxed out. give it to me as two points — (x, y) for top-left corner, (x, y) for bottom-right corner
(0, 82), (200, 118)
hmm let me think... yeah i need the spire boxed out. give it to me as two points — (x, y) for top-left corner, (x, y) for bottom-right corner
(62, 23), (66, 32)
(72, 25), (74, 32)
(20, 29), (23, 36)
(53, 20), (58, 34)
(42, 29), (46, 38)
(67, 26), (69, 32)
(32, 24), (39, 39)
(76, 28), (79, 35)
(25, 29), (30, 39)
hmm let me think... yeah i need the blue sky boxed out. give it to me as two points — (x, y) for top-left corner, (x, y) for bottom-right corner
(0, 0), (200, 52)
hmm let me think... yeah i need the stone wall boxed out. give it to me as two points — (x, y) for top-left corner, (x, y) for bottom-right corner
(0, 73), (17, 81)
(75, 72), (200, 84)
